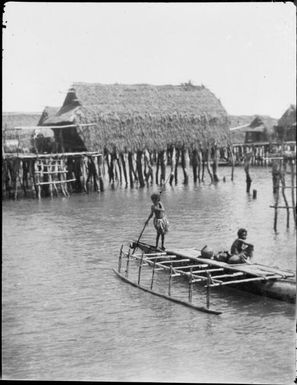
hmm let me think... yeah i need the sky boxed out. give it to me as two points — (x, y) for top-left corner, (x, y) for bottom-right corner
(2, 2), (296, 118)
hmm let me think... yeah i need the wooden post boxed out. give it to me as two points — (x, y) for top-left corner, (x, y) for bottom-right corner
(168, 264), (173, 296)
(181, 148), (189, 185)
(125, 249), (131, 278)
(136, 150), (145, 188)
(211, 145), (220, 182)
(244, 152), (252, 193)
(48, 159), (53, 199)
(169, 147), (176, 186)
(118, 245), (123, 273)
(280, 161), (290, 228)
(97, 154), (104, 191)
(159, 150), (166, 185)
(206, 272), (211, 309)
(120, 152), (129, 188)
(252, 189), (257, 199)
(290, 160), (296, 226)
(205, 146), (214, 183)
(128, 152), (135, 188)
(150, 260), (156, 290)
(229, 145), (235, 181)
(188, 267), (193, 303)
(174, 148), (180, 185)
(192, 149), (198, 183)
(138, 253), (144, 285)
(144, 149), (153, 186)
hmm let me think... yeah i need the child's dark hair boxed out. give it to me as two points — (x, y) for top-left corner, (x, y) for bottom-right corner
(237, 228), (247, 238)
(151, 193), (160, 201)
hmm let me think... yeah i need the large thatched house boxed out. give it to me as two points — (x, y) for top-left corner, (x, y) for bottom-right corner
(39, 82), (230, 153)
(274, 105), (296, 142)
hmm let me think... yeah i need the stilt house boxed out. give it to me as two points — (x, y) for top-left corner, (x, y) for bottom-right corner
(39, 82), (230, 153)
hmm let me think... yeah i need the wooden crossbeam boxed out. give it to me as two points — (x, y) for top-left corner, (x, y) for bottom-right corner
(207, 275), (280, 287)
(210, 272), (244, 280)
(158, 259), (190, 265)
(35, 178), (76, 185)
(174, 264), (209, 270)
(145, 255), (176, 260)
(192, 268), (225, 274)
(144, 252), (168, 257)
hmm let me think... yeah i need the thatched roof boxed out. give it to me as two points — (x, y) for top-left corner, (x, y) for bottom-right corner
(229, 115), (277, 144)
(41, 82), (230, 152)
(277, 105), (296, 129)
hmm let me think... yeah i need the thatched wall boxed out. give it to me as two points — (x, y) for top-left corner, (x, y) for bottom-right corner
(41, 83), (230, 153)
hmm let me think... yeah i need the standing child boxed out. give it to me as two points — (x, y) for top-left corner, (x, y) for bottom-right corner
(145, 193), (169, 249)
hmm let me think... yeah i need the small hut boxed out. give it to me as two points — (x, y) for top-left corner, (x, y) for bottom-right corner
(229, 115), (277, 144)
(2, 111), (55, 154)
(274, 105), (296, 142)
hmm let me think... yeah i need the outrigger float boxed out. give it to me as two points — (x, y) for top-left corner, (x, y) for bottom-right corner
(113, 240), (296, 315)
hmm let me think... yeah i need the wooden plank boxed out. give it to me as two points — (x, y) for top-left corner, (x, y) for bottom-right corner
(112, 268), (222, 315)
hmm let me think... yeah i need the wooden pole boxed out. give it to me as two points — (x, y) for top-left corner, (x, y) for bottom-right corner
(244, 152), (252, 193)
(118, 245), (123, 273)
(138, 253), (144, 285)
(128, 152), (135, 188)
(125, 249), (131, 278)
(188, 267), (193, 303)
(174, 148), (180, 185)
(169, 147), (176, 186)
(229, 145), (235, 181)
(211, 145), (220, 182)
(192, 149), (198, 183)
(136, 150), (145, 188)
(205, 147), (214, 183)
(168, 264), (173, 296)
(290, 160), (296, 226)
(150, 260), (156, 290)
(206, 272), (211, 309)
(181, 148), (189, 185)
(280, 162), (290, 228)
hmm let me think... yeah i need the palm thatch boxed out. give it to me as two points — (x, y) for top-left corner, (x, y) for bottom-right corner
(40, 82), (230, 152)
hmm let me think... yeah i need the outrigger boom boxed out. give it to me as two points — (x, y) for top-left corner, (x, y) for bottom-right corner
(113, 241), (295, 315)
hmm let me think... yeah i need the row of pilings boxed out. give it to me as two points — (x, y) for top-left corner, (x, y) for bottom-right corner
(2, 142), (296, 200)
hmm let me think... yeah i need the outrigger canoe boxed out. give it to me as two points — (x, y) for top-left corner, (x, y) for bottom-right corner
(113, 240), (295, 315)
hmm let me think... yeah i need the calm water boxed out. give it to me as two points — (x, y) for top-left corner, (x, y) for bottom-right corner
(2, 167), (296, 383)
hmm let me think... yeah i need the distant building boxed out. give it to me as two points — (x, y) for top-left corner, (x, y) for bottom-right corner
(274, 105), (296, 142)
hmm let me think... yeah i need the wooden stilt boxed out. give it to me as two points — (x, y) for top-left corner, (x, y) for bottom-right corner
(168, 264), (173, 296)
(290, 160), (296, 226)
(206, 272), (211, 309)
(125, 249), (131, 278)
(138, 253), (144, 285)
(150, 260), (156, 290)
(118, 245), (123, 273)
(188, 267), (193, 303)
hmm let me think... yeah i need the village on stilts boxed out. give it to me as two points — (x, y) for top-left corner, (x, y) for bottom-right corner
(2, 84), (296, 233)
